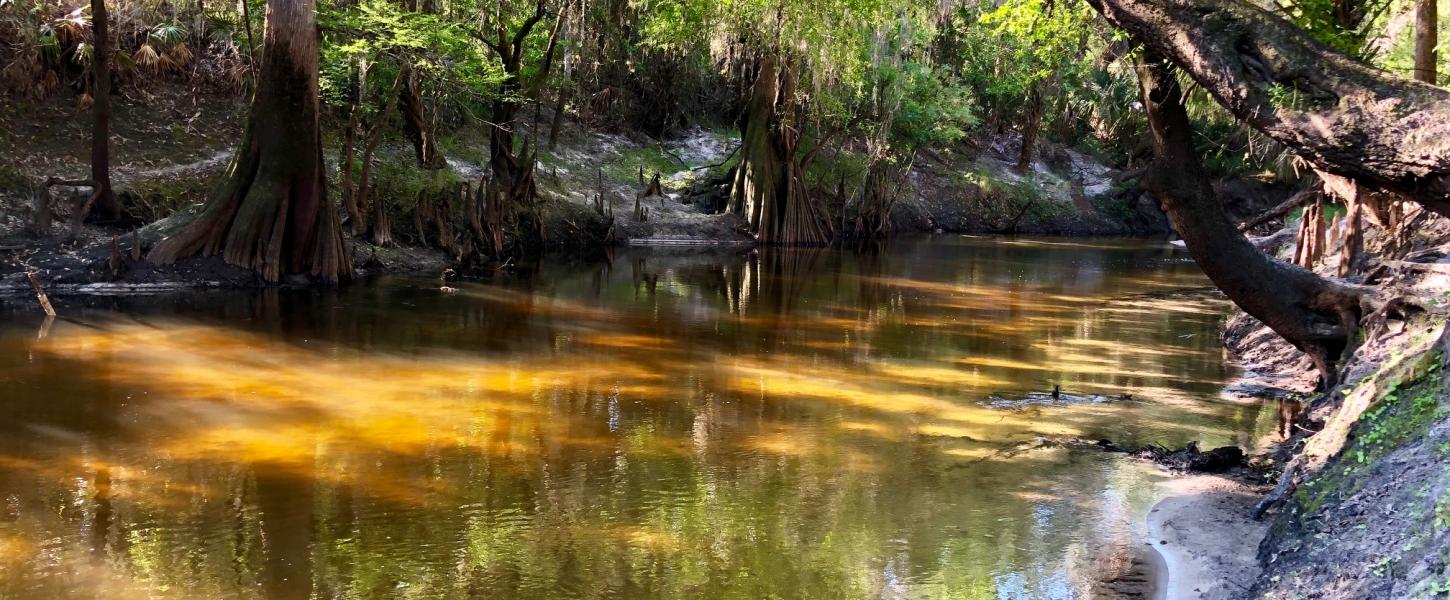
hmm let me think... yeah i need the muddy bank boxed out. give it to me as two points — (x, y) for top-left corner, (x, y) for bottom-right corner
(1135, 215), (1450, 599)
(1147, 476), (1269, 600)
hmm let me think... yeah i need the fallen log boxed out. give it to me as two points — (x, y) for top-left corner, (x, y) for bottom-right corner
(961, 435), (1245, 474)
(1099, 439), (1246, 473)
(1238, 189), (1317, 232)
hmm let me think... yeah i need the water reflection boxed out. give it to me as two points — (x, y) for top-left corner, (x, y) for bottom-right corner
(0, 236), (1261, 598)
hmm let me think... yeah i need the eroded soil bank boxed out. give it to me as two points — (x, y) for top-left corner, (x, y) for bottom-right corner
(1140, 216), (1450, 599)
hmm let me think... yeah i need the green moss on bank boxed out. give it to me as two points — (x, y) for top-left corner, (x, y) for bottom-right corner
(1293, 352), (1447, 517)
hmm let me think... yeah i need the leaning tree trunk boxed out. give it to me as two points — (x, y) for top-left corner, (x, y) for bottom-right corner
(727, 56), (831, 246)
(1086, 0), (1450, 216)
(1135, 50), (1361, 388)
(148, 0), (350, 283)
(89, 0), (118, 221)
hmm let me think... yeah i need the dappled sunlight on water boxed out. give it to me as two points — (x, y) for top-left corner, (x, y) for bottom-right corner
(0, 236), (1264, 599)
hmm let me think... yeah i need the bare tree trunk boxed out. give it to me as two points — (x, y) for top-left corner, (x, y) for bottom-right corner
(1016, 85), (1045, 174)
(339, 105), (361, 231)
(1415, 0), (1438, 84)
(728, 57), (781, 229)
(399, 64), (445, 168)
(728, 56), (831, 246)
(1135, 50), (1361, 388)
(89, 0), (118, 221)
(1086, 0), (1450, 216)
(148, 0), (351, 283)
(354, 70), (404, 237)
(547, 83), (568, 151)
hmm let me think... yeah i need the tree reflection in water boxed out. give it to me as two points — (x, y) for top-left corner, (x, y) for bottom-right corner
(0, 236), (1263, 599)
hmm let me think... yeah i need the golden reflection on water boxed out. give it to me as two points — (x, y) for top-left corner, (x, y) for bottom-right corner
(0, 236), (1265, 599)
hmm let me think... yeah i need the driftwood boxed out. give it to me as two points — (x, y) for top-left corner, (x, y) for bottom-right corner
(1098, 439), (1245, 473)
(25, 272), (56, 317)
(961, 434), (1244, 474)
(1253, 457), (1302, 520)
(1238, 189), (1317, 232)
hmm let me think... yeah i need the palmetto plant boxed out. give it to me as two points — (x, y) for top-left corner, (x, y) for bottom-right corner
(0, 0), (226, 98)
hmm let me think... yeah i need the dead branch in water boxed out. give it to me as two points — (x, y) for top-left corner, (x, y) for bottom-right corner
(25, 272), (56, 317)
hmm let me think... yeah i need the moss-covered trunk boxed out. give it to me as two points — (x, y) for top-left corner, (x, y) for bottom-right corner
(148, 0), (350, 283)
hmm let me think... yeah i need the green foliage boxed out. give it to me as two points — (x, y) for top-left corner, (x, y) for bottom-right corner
(1294, 356), (1448, 517)
(591, 146), (687, 189)
(636, 0), (915, 124)
(1279, 0), (1394, 57)
(805, 147), (870, 192)
(1378, 0), (1450, 82)
(976, 0), (1093, 98)
(319, 0), (505, 111)
(888, 63), (978, 149)
(1350, 367), (1445, 467)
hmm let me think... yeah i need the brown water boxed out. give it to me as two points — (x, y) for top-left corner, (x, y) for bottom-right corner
(0, 236), (1264, 599)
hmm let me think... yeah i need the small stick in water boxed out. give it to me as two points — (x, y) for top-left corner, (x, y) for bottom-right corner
(25, 272), (56, 317)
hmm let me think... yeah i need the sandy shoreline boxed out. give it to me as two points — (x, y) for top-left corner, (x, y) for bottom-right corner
(1144, 475), (1269, 600)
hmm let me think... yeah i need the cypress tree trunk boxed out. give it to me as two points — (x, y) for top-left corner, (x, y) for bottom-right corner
(339, 105), (361, 230)
(1135, 50), (1362, 388)
(728, 56), (782, 230)
(149, 0), (350, 283)
(1016, 85), (1045, 174)
(478, 1), (552, 232)
(89, 0), (118, 221)
(727, 56), (831, 246)
(1415, 0), (1438, 84)
(399, 64), (445, 169)
(353, 70), (405, 237)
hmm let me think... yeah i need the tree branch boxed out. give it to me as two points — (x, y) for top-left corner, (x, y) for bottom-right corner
(1085, 0), (1450, 217)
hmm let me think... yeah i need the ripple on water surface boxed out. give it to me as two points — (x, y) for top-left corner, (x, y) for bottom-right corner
(0, 236), (1264, 598)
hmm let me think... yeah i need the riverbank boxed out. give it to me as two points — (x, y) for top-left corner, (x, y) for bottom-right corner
(0, 80), (1224, 292)
(1137, 216), (1450, 599)
(1147, 476), (1269, 600)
